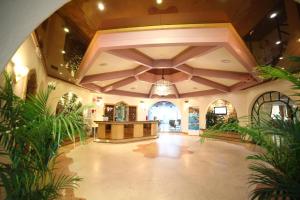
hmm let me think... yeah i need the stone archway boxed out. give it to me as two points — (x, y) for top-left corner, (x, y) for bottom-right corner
(148, 101), (181, 132)
(206, 99), (237, 128)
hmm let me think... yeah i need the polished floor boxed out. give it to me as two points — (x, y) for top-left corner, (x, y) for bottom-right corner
(62, 133), (254, 200)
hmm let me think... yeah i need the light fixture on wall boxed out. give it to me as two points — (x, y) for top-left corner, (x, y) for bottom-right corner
(184, 100), (189, 109)
(153, 69), (172, 96)
(156, 0), (163, 4)
(140, 100), (146, 111)
(98, 2), (105, 11)
(96, 96), (103, 106)
(13, 64), (29, 82)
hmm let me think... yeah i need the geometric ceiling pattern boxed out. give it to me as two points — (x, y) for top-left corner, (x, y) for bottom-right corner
(76, 24), (259, 98)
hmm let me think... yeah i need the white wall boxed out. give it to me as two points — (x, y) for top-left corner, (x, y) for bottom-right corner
(5, 35), (298, 135)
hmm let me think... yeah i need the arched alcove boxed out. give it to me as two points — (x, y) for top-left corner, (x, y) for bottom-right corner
(25, 69), (37, 99)
(148, 101), (181, 132)
(206, 99), (237, 128)
(251, 91), (298, 124)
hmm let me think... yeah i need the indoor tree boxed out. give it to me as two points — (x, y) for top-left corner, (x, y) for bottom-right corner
(203, 56), (300, 200)
(0, 72), (85, 199)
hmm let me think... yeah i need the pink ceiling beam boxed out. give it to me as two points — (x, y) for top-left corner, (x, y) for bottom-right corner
(105, 90), (148, 98)
(81, 83), (103, 93)
(172, 46), (219, 67)
(81, 66), (149, 84)
(95, 26), (229, 49)
(165, 72), (190, 83)
(148, 84), (155, 98)
(175, 64), (194, 74)
(138, 72), (189, 83)
(173, 84), (180, 98)
(102, 77), (137, 92)
(180, 89), (222, 98)
(138, 72), (157, 83)
(107, 49), (153, 67)
(151, 94), (178, 98)
(230, 80), (259, 91)
(152, 59), (172, 68)
(134, 65), (150, 76)
(191, 76), (230, 92)
(80, 69), (135, 84)
(176, 64), (252, 81)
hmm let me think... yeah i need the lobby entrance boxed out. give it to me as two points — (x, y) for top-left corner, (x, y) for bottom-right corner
(148, 101), (181, 132)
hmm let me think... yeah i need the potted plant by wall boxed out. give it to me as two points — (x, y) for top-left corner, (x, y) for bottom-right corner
(203, 56), (300, 200)
(0, 72), (85, 199)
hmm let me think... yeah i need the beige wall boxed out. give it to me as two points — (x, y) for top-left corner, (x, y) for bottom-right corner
(6, 35), (298, 135)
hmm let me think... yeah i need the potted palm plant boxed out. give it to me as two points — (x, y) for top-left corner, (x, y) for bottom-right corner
(0, 72), (85, 199)
(203, 56), (300, 200)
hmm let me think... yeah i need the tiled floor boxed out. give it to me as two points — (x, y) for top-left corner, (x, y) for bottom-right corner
(62, 133), (255, 200)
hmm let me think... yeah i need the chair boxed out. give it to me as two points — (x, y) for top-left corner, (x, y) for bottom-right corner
(169, 120), (176, 130)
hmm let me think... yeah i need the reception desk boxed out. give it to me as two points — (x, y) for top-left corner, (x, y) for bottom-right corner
(94, 121), (158, 143)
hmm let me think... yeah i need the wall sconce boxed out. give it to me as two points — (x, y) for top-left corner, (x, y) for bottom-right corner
(96, 97), (103, 106)
(140, 100), (146, 110)
(184, 100), (189, 109)
(13, 64), (29, 82)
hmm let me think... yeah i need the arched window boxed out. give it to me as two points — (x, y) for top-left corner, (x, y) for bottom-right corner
(251, 91), (297, 124)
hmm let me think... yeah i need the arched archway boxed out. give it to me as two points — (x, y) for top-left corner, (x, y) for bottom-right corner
(251, 91), (298, 124)
(25, 69), (37, 99)
(206, 99), (237, 128)
(148, 101), (181, 132)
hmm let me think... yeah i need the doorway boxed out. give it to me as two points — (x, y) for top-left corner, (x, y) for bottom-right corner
(148, 101), (181, 132)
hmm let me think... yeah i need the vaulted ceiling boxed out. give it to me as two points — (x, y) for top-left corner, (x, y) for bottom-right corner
(77, 24), (258, 98)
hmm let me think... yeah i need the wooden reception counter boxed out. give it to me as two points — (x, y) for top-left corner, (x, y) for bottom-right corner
(94, 121), (158, 143)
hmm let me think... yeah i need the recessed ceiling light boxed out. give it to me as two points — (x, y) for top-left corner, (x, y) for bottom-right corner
(61, 50), (66, 54)
(156, 0), (163, 4)
(63, 27), (70, 33)
(269, 12), (278, 19)
(221, 59), (231, 63)
(98, 2), (105, 11)
(60, 64), (64, 67)
(99, 63), (107, 66)
(275, 40), (281, 45)
(279, 56), (284, 60)
(59, 72), (63, 75)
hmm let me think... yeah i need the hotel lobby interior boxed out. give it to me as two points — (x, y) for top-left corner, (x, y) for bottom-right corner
(1, 0), (300, 199)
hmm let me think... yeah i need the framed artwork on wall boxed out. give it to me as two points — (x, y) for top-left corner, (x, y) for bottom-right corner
(188, 107), (200, 130)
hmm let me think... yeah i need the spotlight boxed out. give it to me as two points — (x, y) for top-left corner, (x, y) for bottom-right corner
(61, 50), (66, 54)
(275, 40), (281, 45)
(279, 56), (284, 60)
(156, 0), (163, 4)
(63, 27), (70, 33)
(98, 2), (105, 11)
(269, 12), (278, 19)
